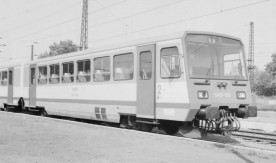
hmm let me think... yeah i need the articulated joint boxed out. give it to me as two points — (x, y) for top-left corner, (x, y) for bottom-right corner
(236, 105), (257, 118)
(196, 107), (220, 120)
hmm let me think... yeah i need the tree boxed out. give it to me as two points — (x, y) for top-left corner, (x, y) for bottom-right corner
(38, 40), (79, 59)
(252, 52), (276, 96)
(252, 69), (276, 96)
(265, 53), (276, 76)
(37, 51), (50, 59)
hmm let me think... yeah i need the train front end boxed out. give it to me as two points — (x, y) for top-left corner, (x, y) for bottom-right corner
(183, 32), (257, 135)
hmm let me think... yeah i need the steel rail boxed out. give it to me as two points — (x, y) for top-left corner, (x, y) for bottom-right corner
(232, 130), (276, 144)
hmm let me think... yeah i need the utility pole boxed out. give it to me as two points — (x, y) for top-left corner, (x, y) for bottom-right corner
(31, 42), (38, 61)
(248, 22), (254, 91)
(31, 45), (34, 61)
(80, 0), (88, 51)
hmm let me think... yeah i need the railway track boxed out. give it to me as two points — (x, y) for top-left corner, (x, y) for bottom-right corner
(48, 114), (276, 145)
(232, 130), (276, 144)
(54, 114), (276, 145)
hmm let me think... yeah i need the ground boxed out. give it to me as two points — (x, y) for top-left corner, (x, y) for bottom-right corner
(0, 111), (275, 163)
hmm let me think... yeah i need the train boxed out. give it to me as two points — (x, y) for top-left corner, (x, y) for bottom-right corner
(0, 31), (257, 137)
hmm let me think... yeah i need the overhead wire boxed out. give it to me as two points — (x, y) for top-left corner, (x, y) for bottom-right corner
(0, 0), (66, 21)
(5, 0), (196, 45)
(87, 0), (191, 29)
(4, 0), (127, 45)
(88, 0), (272, 43)
(4, 0), (273, 49)
(2, 1), (82, 34)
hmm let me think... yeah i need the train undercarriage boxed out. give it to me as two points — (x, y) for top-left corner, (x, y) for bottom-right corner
(119, 105), (258, 139)
(2, 99), (257, 139)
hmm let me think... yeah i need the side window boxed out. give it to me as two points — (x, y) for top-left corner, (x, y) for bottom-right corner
(62, 62), (74, 83)
(77, 60), (91, 82)
(93, 57), (110, 82)
(161, 47), (181, 78)
(223, 54), (243, 77)
(8, 70), (13, 85)
(49, 64), (60, 84)
(140, 51), (152, 80)
(38, 66), (47, 85)
(0, 72), (1, 86)
(1, 71), (8, 86)
(114, 53), (134, 81)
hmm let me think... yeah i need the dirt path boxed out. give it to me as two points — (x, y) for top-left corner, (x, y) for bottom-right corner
(0, 111), (275, 163)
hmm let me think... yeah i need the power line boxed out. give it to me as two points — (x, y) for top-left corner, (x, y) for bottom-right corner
(89, 0), (272, 43)
(255, 51), (276, 55)
(2, 1), (82, 34)
(255, 42), (276, 45)
(87, 0), (190, 29)
(4, 0), (272, 47)
(4, 0), (193, 45)
(0, 0), (66, 21)
(4, 0), (127, 45)
(94, 0), (128, 27)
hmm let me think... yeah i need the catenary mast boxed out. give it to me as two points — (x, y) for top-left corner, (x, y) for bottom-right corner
(80, 0), (88, 51)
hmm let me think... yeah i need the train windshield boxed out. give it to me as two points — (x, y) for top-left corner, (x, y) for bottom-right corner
(185, 34), (247, 80)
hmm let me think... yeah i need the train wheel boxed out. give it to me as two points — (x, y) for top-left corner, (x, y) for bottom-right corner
(40, 108), (48, 117)
(6, 106), (11, 112)
(163, 126), (179, 135)
(161, 121), (179, 135)
(119, 116), (128, 128)
(17, 97), (25, 113)
(136, 123), (153, 132)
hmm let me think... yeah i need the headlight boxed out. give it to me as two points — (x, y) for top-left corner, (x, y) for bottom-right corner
(198, 91), (208, 99)
(236, 91), (246, 99)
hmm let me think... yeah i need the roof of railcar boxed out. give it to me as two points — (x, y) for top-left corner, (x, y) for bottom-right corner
(0, 31), (242, 68)
(26, 31), (187, 65)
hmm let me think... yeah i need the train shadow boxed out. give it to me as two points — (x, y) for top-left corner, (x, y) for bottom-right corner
(200, 133), (240, 144)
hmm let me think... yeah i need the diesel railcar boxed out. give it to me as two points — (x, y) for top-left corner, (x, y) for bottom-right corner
(0, 31), (257, 136)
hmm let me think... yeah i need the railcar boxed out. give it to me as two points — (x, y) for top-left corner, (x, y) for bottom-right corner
(0, 31), (257, 136)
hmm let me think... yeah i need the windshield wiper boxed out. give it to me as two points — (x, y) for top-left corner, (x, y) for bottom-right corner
(205, 63), (215, 83)
(232, 80), (246, 86)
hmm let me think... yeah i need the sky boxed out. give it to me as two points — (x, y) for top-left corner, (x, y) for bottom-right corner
(0, 0), (275, 70)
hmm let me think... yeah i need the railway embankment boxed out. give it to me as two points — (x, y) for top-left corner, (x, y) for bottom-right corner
(240, 111), (276, 133)
(0, 111), (276, 163)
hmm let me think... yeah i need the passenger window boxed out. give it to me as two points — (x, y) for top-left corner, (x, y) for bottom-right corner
(62, 62), (74, 83)
(49, 64), (60, 84)
(77, 60), (91, 83)
(114, 53), (134, 81)
(30, 68), (36, 85)
(8, 71), (13, 85)
(140, 51), (152, 80)
(38, 66), (47, 85)
(1, 71), (7, 86)
(161, 47), (181, 78)
(93, 57), (110, 82)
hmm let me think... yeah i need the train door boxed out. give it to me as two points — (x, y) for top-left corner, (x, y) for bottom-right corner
(7, 67), (14, 104)
(137, 44), (156, 119)
(29, 64), (36, 107)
